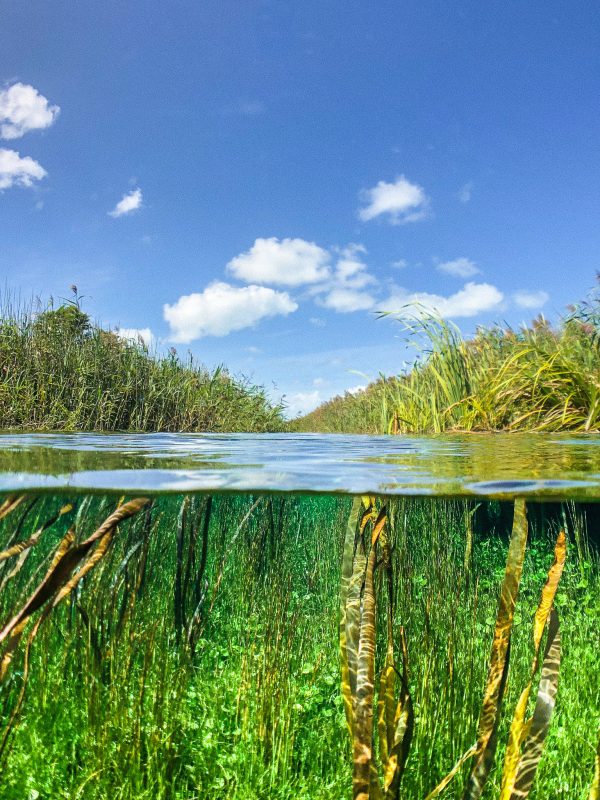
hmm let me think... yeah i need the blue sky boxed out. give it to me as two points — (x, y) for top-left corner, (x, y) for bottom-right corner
(1, 1), (599, 416)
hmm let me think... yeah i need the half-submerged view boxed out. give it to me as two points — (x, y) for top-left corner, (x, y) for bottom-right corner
(3, 2), (600, 798)
(0, 434), (598, 799)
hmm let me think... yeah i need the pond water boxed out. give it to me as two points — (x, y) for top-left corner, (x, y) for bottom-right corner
(1, 431), (600, 498)
(0, 433), (598, 799)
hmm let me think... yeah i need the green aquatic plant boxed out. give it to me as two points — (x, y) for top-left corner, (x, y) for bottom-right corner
(340, 497), (413, 799)
(0, 492), (598, 799)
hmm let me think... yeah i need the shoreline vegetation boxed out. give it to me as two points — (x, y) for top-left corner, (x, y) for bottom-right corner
(294, 280), (600, 435)
(1, 281), (599, 437)
(0, 295), (285, 433)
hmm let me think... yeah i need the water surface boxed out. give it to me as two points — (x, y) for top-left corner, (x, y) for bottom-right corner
(1, 432), (600, 499)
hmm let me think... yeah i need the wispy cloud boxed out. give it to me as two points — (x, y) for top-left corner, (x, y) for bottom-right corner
(227, 237), (331, 286)
(163, 281), (297, 343)
(223, 99), (266, 116)
(437, 257), (480, 278)
(458, 181), (473, 203)
(109, 187), (143, 218)
(513, 290), (549, 309)
(0, 147), (46, 190)
(358, 175), (429, 224)
(0, 82), (60, 140)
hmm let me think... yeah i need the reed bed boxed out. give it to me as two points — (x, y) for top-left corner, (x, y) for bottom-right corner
(294, 283), (600, 434)
(0, 294), (284, 432)
(0, 492), (598, 799)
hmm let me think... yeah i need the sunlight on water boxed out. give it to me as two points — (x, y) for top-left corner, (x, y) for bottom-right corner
(1, 432), (600, 498)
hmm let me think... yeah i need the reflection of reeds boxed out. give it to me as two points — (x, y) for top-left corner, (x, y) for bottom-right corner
(0, 492), (597, 798)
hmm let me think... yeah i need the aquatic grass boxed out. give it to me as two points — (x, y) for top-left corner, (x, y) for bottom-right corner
(0, 492), (598, 799)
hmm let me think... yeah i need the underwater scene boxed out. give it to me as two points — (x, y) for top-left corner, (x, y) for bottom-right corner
(0, 434), (598, 800)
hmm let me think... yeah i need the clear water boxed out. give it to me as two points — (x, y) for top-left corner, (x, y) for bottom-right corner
(1, 431), (600, 498)
(1, 433), (599, 799)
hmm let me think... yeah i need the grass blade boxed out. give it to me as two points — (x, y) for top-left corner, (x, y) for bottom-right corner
(512, 608), (561, 797)
(500, 530), (566, 799)
(590, 731), (600, 800)
(464, 499), (529, 800)
(340, 495), (360, 733)
(354, 536), (379, 800)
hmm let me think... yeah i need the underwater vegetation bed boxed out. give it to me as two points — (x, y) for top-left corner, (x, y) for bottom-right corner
(0, 434), (598, 800)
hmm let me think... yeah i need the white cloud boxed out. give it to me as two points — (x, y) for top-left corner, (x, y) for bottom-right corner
(285, 390), (321, 417)
(437, 257), (480, 278)
(513, 290), (549, 309)
(0, 83), (60, 140)
(0, 148), (47, 190)
(380, 281), (504, 319)
(321, 287), (376, 313)
(333, 246), (375, 290)
(163, 281), (297, 343)
(316, 244), (378, 312)
(109, 188), (142, 217)
(347, 384), (367, 395)
(458, 181), (473, 203)
(358, 175), (429, 224)
(227, 237), (331, 286)
(391, 259), (408, 269)
(116, 327), (154, 347)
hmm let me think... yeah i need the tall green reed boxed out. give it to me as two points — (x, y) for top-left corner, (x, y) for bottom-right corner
(294, 281), (600, 434)
(0, 293), (285, 432)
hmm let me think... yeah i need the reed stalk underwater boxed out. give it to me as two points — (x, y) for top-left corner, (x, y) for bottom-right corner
(0, 491), (598, 799)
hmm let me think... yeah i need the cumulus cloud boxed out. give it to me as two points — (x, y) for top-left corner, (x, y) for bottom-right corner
(163, 281), (297, 343)
(0, 148), (47, 190)
(116, 327), (154, 347)
(380, 281), (504, 319)
(347, 384), (367, 395)
(227, 237), (331, 286)
(285, 390), (321, 417)
(513, 290), (549, 309)
(333, 245), (375, 289)
(358, 175), (429, 224)
(0, 82), (60, 140)
(321, 287), (377, 313)
(109, 188), (142, 217)
(437, 257), (480, 278)
(316, 244), (378, 312)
